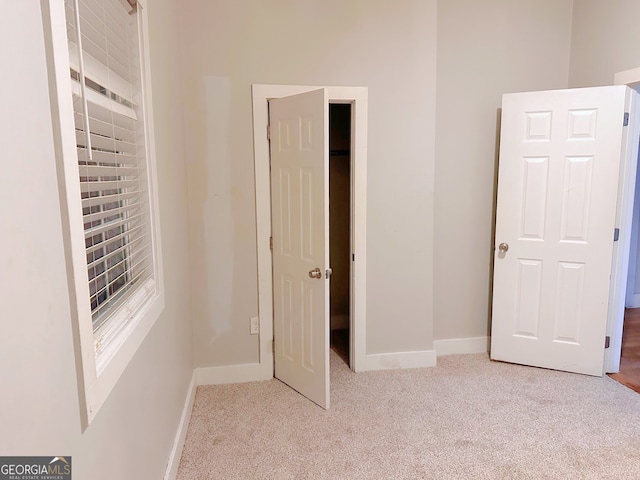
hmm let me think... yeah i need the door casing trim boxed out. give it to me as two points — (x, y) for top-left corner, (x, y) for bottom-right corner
(606, 71), (640, 372)
(251, 84), (368, 374)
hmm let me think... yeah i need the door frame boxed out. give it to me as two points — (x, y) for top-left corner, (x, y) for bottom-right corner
(606, 69), (640, 372)
(617, 67), (640, 311)
(251, 84), (368, 374)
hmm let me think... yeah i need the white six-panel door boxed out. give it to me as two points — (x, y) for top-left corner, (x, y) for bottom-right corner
(491, 86), (629, 376)
(270, 89), (330, 408)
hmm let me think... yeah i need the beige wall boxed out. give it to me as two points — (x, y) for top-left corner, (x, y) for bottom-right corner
(434, 0), (574, 340)
(569, 0), (640, 88)
(568, 0), (640, 308)
(0, 1), (192, 478)
(181, 0), (438, 363)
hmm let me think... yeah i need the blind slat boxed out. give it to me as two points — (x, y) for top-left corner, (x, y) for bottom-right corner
(78, 147), (139, 167)
(80, 179), (137, 193)
(75, 112), (137, 144)
(71, 79), (137, 120)
(82, 192), (140, 209)
(85, 225), (146, 257)
(83, 212), (144, 239)
(87, 234), (147, 271)
(68, 43), (134, 105)
(91, 262), (153, 322)
(77, 131), (137, 155)
(79, 164), (139, 177)
(91, 258), (153, 308)
(87, 235), (150, 278)
(83, 201), (143, 224)
(78, 100), (136, 131)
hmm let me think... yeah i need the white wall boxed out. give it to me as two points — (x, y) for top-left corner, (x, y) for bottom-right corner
(569, 0), (640, 88)
(568, 1), (640, 306)
(0, 1), (192, 478)
(180, 0), (438, 365)
(434, 0), (574, 341)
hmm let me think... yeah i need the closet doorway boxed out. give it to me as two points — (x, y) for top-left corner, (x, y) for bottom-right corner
(251, 84), (369, 407)
(329, 104), (352, 367)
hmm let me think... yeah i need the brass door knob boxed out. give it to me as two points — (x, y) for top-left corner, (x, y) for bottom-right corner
(308, 267), (322, 279)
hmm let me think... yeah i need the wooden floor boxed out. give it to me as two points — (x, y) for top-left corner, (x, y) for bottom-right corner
(608, 308), (640, 394)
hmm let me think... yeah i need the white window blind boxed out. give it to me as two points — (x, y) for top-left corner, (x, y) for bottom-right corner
(64, 0), (154, 332)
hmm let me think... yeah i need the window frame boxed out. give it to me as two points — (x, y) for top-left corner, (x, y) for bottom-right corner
(44, 0), (163, 429)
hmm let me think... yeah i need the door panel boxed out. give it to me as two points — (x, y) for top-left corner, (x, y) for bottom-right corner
(491, 86), (629, 376)
(270, 89), (330, 408)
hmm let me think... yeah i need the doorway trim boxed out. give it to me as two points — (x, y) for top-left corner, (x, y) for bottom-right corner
(617, 67), (640, 310)
(606, 69), (640, 372)
(251, 84), (368, 374)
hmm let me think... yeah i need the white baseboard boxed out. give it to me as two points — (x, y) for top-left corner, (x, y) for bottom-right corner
(164, 372), (197, 480)
(434, 336), (490, 356)
(625, 293), (640, 308)
(164, 363), (271, 479)
(195, 362), (271, 385)
(166, 340), (488, 478)
(357, 350), (437, 371)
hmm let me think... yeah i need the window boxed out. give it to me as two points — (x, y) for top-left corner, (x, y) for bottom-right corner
(65, 0), (155, 334)
(45, 0), (163, 427)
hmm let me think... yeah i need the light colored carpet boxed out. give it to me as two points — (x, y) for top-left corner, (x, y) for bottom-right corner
(177, 352), (640, 479)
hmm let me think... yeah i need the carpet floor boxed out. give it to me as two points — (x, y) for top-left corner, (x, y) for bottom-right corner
(177, 352), (640, 479)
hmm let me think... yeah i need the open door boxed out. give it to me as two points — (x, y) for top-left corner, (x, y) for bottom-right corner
(270, 89), (330, 408)
(491, 86), (632, 376)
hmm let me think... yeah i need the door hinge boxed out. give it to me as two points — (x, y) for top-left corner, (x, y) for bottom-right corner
(605, 336), (611, 349)
(624, 112), (629, 127)
(267, 124), (271, 141)
(269, 236), (273, 250)
(614, 228), (620, 242)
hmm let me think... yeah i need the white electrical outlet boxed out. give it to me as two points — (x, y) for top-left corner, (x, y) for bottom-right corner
(250, 316), (259, 335)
